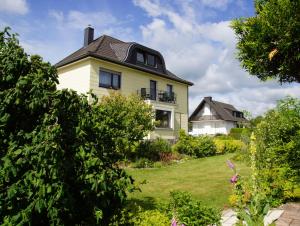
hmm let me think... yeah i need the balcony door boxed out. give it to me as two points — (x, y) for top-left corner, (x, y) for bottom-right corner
(150, 80), (157, 100)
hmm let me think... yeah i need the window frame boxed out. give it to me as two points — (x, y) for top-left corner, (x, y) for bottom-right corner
(99, 68), (121, 90)
(147, 54), (156, 67)
(136, 51), (145, 64)
(155, 109), (172, 129)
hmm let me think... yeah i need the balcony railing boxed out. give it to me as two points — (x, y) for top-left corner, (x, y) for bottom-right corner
(137, 88), (176, 104)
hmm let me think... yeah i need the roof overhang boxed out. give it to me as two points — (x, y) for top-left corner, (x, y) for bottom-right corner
(55, 53), (193, 86)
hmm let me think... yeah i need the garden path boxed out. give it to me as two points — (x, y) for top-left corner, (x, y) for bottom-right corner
(221, 202), (300, 226)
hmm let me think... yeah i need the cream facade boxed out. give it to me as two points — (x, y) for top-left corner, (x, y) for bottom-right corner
(57, 57), (189, 140)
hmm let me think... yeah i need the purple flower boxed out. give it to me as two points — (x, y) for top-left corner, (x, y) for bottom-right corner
(227, 160), (235, 169)
(171, 218), (177, 226)
(230, 174), (238, 184)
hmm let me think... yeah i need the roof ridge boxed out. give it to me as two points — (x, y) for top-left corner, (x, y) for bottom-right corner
(101, 34), (126, 43)
(93, 35), (106, 52)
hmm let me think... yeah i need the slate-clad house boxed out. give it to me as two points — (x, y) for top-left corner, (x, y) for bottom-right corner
(189, 97), (247, 135)
(56, 26), (193, 140)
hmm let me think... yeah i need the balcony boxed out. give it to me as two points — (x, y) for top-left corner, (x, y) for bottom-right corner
(137, 88), (176, 104)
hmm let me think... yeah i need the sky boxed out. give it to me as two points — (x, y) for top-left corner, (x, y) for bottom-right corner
(0, 0), (299, 116)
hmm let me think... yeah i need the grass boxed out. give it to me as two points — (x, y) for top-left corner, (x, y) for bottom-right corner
(126, 153), (250, 210)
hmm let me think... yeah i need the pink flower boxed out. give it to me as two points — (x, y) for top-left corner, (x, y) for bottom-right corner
(171, 218), (177, 226)
(230, 174), (238, 184)
(227, 160), (235, 169)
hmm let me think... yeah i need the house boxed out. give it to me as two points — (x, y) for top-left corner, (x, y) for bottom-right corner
(189, 96), (247, 135)
(56, 26), (193, 140)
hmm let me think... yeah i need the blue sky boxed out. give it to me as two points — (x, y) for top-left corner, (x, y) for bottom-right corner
(0, 0), (299, 115)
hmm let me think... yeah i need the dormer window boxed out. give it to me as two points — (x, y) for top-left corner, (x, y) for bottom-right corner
(137, 52), (145, 63)
(147, 54), (156, 67)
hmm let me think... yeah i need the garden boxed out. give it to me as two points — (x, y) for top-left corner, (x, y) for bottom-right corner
(1, 0), (300, 223)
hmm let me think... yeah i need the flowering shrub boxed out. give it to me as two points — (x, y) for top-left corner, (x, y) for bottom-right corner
(227, 134), (270, 226)
(173, 130), (217, 158)
(214, 139), (246, 154)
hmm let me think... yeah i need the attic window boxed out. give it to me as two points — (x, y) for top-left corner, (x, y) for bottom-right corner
(147, 54), (156, 67)
(137, 52), (145, 63)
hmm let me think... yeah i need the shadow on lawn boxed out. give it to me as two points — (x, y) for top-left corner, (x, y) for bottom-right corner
(127, 196), (158, 210)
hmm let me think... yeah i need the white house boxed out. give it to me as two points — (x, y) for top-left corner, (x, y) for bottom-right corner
(189, 97), (247, 135)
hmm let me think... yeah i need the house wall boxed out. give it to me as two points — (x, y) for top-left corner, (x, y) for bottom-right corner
(57, 59), (91, 94)
(57, 57), (189, 140)
(190, 120), (236, 135)
(89, 58), (189, 140)
(190, 102), (236, 135)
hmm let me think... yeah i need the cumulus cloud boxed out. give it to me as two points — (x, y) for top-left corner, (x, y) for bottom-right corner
(0, 0), (29, 15)
(133, 0), (299, 116)
(49, 9), (134, 41)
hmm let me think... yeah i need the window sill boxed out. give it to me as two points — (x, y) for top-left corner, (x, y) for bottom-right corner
(155, 127), (174, 131)
(99, 85), (120, 90)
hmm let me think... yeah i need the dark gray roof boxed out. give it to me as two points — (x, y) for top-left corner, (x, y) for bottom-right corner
(55, 35), (193, 85)
(189, 97), (248, 123)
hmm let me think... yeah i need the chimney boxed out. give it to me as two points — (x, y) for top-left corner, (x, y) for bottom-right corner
(84, 26), (94, 47)
(204, 96), (212, 101)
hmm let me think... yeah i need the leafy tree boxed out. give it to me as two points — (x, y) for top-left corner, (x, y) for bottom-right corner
(254, 96), (300, 204)
(231, 0), (300, 83)
(0, 28), (153, 225)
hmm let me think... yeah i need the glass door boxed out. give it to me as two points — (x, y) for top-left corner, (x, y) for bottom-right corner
(150, 80), (157, 100)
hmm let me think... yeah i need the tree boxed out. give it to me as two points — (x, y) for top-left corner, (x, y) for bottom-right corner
(254, 96), (300, 204)
(0, 28), (153, 225)
(231, 0), (300, 83)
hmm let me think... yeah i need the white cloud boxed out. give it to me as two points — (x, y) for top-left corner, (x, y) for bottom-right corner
(201, 0), (232, 10)
(0, 0), (28, 15)
(134, 0), (300, 116)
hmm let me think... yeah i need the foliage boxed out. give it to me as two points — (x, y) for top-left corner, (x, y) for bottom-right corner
(214, 139), (246, 154)
(132, 210), (169, 226)
(229, 128), (251, 140)
(255, 96), (300, 176)
(231, 0), (300, 83)
(131, 158), (154, 168)
(253, 97), (300, 205)
(173, 130), (217, 158)
(228, 136), (270, 226)
(134, 137), (172, 162)
(0, 28), (153, 225)
(166, 191), (221, 226)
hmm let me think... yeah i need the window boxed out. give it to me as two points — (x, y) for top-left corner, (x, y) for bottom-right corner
(150, 80), (157, 100)
(99, 69), (121, 89)
(137, 52), (145, 63)
(147, 54), (156, 67)
(166, 84), (173, 95)
(156, 110), (171, 128)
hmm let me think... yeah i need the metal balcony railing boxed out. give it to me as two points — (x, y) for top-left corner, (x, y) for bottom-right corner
(137, 88), (176, 104)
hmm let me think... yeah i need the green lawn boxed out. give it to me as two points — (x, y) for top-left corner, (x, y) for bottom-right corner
(126, 154), (250, 209)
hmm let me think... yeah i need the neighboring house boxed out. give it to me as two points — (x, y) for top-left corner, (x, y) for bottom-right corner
(189, 96), (247, 135)
(56, 27), (193, 140)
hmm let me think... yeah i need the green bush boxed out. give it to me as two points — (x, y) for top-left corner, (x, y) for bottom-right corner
(229, 128), (251, 140)
(166, 191), (221, 226)
(254, 97), (300, 205)
(214, 139), (246, 154)
(132, 158), (154, 168)
(132, 210), (169, 226)
(0, 28), (154, 225)
(134, 138), (172, 161)
(173, 130), (217, 158)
